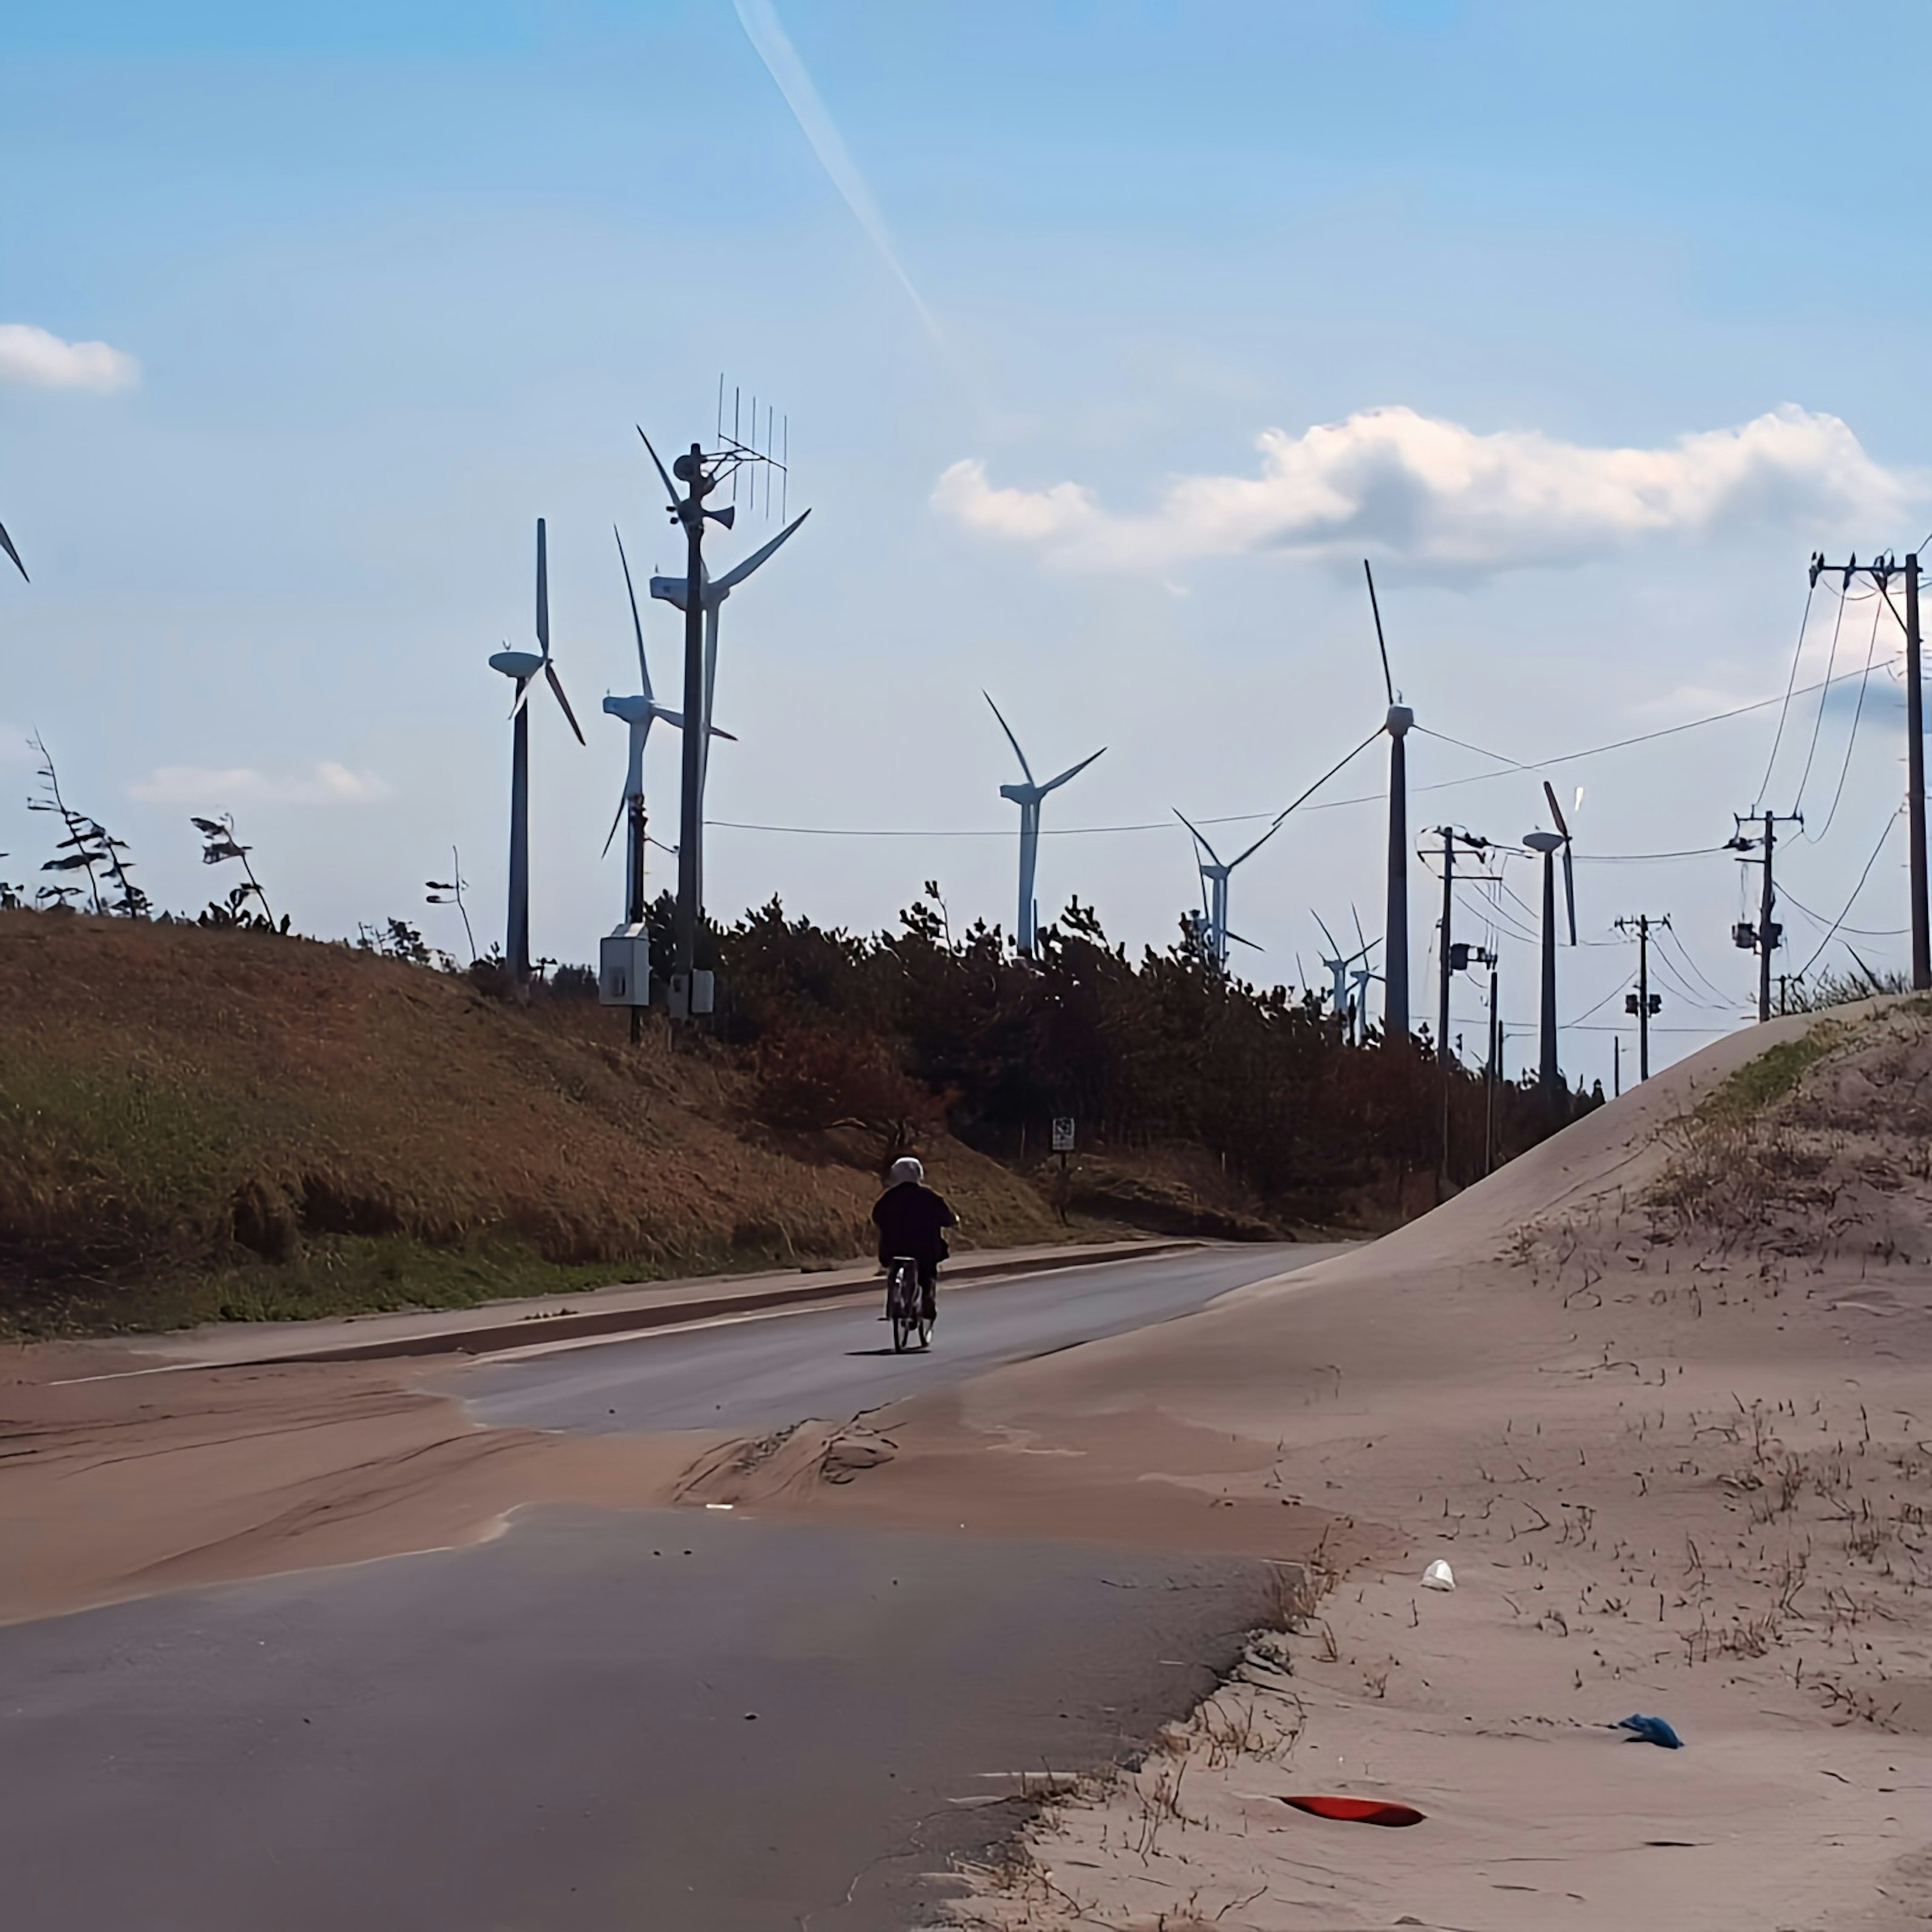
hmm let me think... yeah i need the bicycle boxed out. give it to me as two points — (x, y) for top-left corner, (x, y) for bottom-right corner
(883, 1255), (934, 1353)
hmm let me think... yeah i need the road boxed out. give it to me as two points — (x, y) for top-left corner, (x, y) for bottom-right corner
(448, 1241), (1347, 1435)
(2, 1241), (1343, 1932)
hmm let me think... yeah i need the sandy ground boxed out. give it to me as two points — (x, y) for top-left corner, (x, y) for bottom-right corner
(673, 1002), (1932, 1930)
(0, 1343), (705, 1625)
(11, 1002), (1932, 1929)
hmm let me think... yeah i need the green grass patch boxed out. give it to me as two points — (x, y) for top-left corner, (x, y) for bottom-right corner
(1696, 1022), (1843, 1131)
(0, 1236), (668, 1341)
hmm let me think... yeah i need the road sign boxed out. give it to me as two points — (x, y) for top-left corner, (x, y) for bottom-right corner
(1051, 1116), (1076, 1153)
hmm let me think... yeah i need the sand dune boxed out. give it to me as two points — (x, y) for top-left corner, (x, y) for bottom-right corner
(715, 1000), (1932, 1929)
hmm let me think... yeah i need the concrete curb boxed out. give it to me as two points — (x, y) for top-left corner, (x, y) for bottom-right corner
(219, 1240), (1209, 1368)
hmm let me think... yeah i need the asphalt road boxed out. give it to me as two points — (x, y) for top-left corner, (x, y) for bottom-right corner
(3, 1241), (1342, 1932)
(447, 1241), (1342, 1436)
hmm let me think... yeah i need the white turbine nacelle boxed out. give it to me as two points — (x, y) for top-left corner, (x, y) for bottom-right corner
(490, 647), (544, 682)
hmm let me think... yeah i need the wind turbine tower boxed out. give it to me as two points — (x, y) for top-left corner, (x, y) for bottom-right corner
(986, 694), (1105, 952)
(488, 518), (585, 985)
(1176, 811), (1285, 970)
(1523, 781), (1578, 1104)
(1364, 561), (1413, 1046)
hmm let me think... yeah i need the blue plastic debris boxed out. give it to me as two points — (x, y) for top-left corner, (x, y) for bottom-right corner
(1616, 1714), (1683, 1749)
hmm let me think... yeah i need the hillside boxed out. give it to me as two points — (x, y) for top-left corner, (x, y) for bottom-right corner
(0, 914), (1074, 1335)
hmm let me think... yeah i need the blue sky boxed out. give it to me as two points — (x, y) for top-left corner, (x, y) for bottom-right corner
(5, 0), (1930, 1081)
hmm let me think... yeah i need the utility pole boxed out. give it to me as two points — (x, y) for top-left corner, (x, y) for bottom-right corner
(1728, 813), (1801, 1021)
(627, 797), (649, 1045)
(1613, 1036), (1620, 1098)
(1431, 825), (1491, 1180)
(1614, 913), (1668, 1079)
(672, 445), (709, 1002)
(1809, 550), (1928, 988)
(1385, 703), (1412, 1044)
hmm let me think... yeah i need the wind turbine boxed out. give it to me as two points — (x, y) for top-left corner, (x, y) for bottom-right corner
(1363, 561), (1414, 1047)
(488, 518), (584, 984)
(985, 693), (1104, 952)
(601, 527), (735, 922)
(638, 429), (809, 972)
(0, 521), (24, 582)
(1523, 779), (1578, 1104)
(1176, 811), (1282, 970)
(1314, 910), (1378, 1037)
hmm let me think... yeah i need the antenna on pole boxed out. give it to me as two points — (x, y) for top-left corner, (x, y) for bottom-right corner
(1364, 559), (1395, 707)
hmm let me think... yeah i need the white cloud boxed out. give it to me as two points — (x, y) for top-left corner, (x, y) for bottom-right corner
(0, 323), (140, 394)
(933, 405), (1919, 579)
(128, 762), (393, 807)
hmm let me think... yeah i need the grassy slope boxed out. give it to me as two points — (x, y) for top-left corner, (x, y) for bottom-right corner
(0, 915), (1068, 1335)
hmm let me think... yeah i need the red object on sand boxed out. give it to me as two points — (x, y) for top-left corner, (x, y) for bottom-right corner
(1281, 1794), (1425, 1827)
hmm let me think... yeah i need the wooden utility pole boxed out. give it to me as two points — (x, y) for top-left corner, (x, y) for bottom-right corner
(1808, 551), (1928, 988)
(1614, 913), (1667, 1080)
(1728, 816), (1800, 1021)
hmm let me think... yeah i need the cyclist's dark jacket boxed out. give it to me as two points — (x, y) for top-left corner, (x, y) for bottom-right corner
(872, 1181), (957, 1265)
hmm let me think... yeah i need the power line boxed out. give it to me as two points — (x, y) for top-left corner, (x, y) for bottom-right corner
(1802, 594), (1887, 845)
(1788, 579), (1847, 811)
(1754, 577), (1818, 810)
(1778, 885), (1907, 940)
(1657, 921), (1739, 1005)
(715, 667), (1895, 844)
(1791, 809), (1903, 981)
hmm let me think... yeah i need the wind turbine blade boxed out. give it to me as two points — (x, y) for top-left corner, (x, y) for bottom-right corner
(983, 693), (1035, 784)
(1039, 747), (1105, 794)
(1562, 844), (1578, 947)
(1543, 778), (1571, 841)
(535, 518), (549, 659)
(1312, 910), (1342, 957)
(1229, 812), (1289, 869)
(614, 525), (651, 699)
(1351, 904), (1370, 956)
(711, 508), (812, 592)
(1173, 809), (1224, 869)
(511, 674), (532, 719)
(0, 520), (25, 583)
(707, 724), (739, 742)
(601, 791), (627, 858)
(1228, 931), (1263, 951)
(1363, 559), (1395, 707)
(636, 426), (680, 510)
(545, 661), (586, 745)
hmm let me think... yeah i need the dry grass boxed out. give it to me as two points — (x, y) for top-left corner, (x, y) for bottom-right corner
(0, 914), (1067, 1334)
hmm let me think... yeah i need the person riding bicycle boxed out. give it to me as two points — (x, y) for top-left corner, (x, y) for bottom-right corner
(871, 1156), (956, 1323)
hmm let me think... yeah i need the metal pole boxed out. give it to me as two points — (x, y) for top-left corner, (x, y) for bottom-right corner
(1637, 914), (1651, 1081)
(1613, 1035), (1620, 1098)
(1908, 554), (1929, 989)
(1758, 810), (1776, 1024)
(1484, 961), (1498, 1175)
(1438, 826), (1454, 1180)
(507, 693), (530, 982)
(1384, 714), (1410, 1044)
(1539, 849), (1560, 1105)
(675, 448), (706, 991)
(1437, 828), (1455, 1064)
(629, 796), (648, 1046)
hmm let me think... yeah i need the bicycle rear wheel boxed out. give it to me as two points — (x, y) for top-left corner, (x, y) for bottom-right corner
(889, 1263), (917, 1353)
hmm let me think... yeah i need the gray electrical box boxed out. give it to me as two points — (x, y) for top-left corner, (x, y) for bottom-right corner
(599, 924), (651, 1007)
(667, 969), (716, 1020)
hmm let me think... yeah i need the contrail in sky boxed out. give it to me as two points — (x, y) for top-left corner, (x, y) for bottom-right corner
(732, 0), (941, 343)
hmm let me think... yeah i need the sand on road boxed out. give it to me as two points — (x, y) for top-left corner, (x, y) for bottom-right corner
(687, 1001), (1932, 1930)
